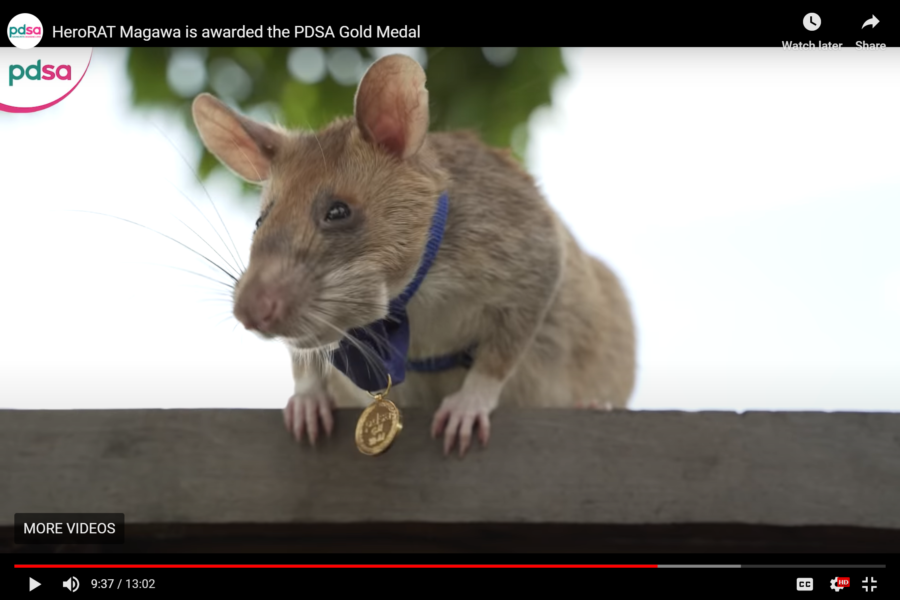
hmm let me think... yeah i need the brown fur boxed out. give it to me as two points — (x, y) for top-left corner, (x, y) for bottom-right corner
(192, 54), (636, 454)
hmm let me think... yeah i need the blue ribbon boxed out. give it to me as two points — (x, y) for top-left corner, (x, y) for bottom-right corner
(329, 192), (474, 391)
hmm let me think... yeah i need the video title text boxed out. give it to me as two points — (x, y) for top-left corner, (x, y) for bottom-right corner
(51, 24), (420, 42)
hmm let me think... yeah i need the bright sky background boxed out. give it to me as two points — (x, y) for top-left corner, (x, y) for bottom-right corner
(1, 47), (898, 412)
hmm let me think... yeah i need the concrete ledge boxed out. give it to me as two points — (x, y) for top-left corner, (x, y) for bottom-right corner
(1, 409), (898, 533)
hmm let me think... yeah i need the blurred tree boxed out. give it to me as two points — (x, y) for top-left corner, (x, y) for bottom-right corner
(125, 47), (566, 197)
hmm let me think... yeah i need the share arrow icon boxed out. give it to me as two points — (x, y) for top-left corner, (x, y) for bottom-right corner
(862, 15), (879, 29)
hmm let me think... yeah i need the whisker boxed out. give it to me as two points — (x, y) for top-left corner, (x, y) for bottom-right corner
(150, 121), (247, 273)
(65, 209), (238, 283)
(321, 312), (402, 366)
(216, 314), (235, 328)
(170, 283), (234, 298)
(313, 290), (396, 323)
(358, 324), (407, 360)
(312, 271), (391, 314)
(172, 213), (240, 280)
(293, 323), (333, 374)
(305, 120), (327, 169)
(183, 288), (234, 299)
(142, 263), (236, 290)
(307, 312), (387, 382)
(309, 304), (402, 361)
(315, 297), (390, 310)
(198, 297), (234, 304)
(162, 178), (243, 277)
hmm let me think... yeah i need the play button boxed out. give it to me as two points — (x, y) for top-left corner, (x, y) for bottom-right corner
(29, 578), (40, 591)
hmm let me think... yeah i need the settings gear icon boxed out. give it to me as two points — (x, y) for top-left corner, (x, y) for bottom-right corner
(831, 578), (843, 591)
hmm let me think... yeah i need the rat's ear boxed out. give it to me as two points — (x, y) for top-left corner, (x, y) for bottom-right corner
(192, 93), (282, 182)
(354, 54), (429, 159)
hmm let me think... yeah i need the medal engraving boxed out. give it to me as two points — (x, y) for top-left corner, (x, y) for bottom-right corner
(355, 375), (402, 455)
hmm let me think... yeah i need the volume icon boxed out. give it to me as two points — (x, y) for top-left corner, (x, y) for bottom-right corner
(63, 576), (80, 592)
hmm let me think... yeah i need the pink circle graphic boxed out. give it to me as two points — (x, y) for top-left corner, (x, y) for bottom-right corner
(0, 48), (93, 113)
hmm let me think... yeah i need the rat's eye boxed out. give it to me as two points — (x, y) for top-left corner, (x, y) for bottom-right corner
(255, 206), (270, 232)
(324, 201), (351, 222)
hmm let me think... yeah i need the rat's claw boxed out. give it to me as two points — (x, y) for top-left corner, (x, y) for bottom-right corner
(458, 413), (476, 457)
(305, 398), (318, 445)
(284, 392), (335, 446)
(443, 411), (461, 456)
(431, 408), (450, 439)
(478, 413), (490, 446)
(433, 391), (493, 458)
(319, 401), (335, 437)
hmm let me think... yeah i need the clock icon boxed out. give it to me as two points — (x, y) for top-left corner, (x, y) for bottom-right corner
(804, 13), (821, 31)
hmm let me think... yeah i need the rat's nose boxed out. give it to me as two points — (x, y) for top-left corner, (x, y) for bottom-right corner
(234, 289), (284, 333)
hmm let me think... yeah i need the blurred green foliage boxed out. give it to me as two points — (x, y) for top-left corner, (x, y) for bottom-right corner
(125, 47), (566, 197)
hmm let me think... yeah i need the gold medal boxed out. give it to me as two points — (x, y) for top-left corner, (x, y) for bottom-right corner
(355, 374), (402, 456)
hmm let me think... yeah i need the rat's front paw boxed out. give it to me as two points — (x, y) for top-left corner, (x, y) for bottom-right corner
(431, 390), (494, 458)
(283, 391), (335, 446)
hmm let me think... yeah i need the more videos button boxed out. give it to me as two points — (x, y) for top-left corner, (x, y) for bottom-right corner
(14, 513), (124, 544)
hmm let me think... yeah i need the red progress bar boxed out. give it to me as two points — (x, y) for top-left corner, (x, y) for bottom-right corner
(15, 564), (658, 568)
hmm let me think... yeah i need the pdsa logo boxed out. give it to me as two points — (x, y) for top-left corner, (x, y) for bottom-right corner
(1, 47), (92, 113)
(7, 13), (43, 49)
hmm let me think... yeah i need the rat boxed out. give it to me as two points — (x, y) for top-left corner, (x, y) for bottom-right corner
(191, 53), (636, 457)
